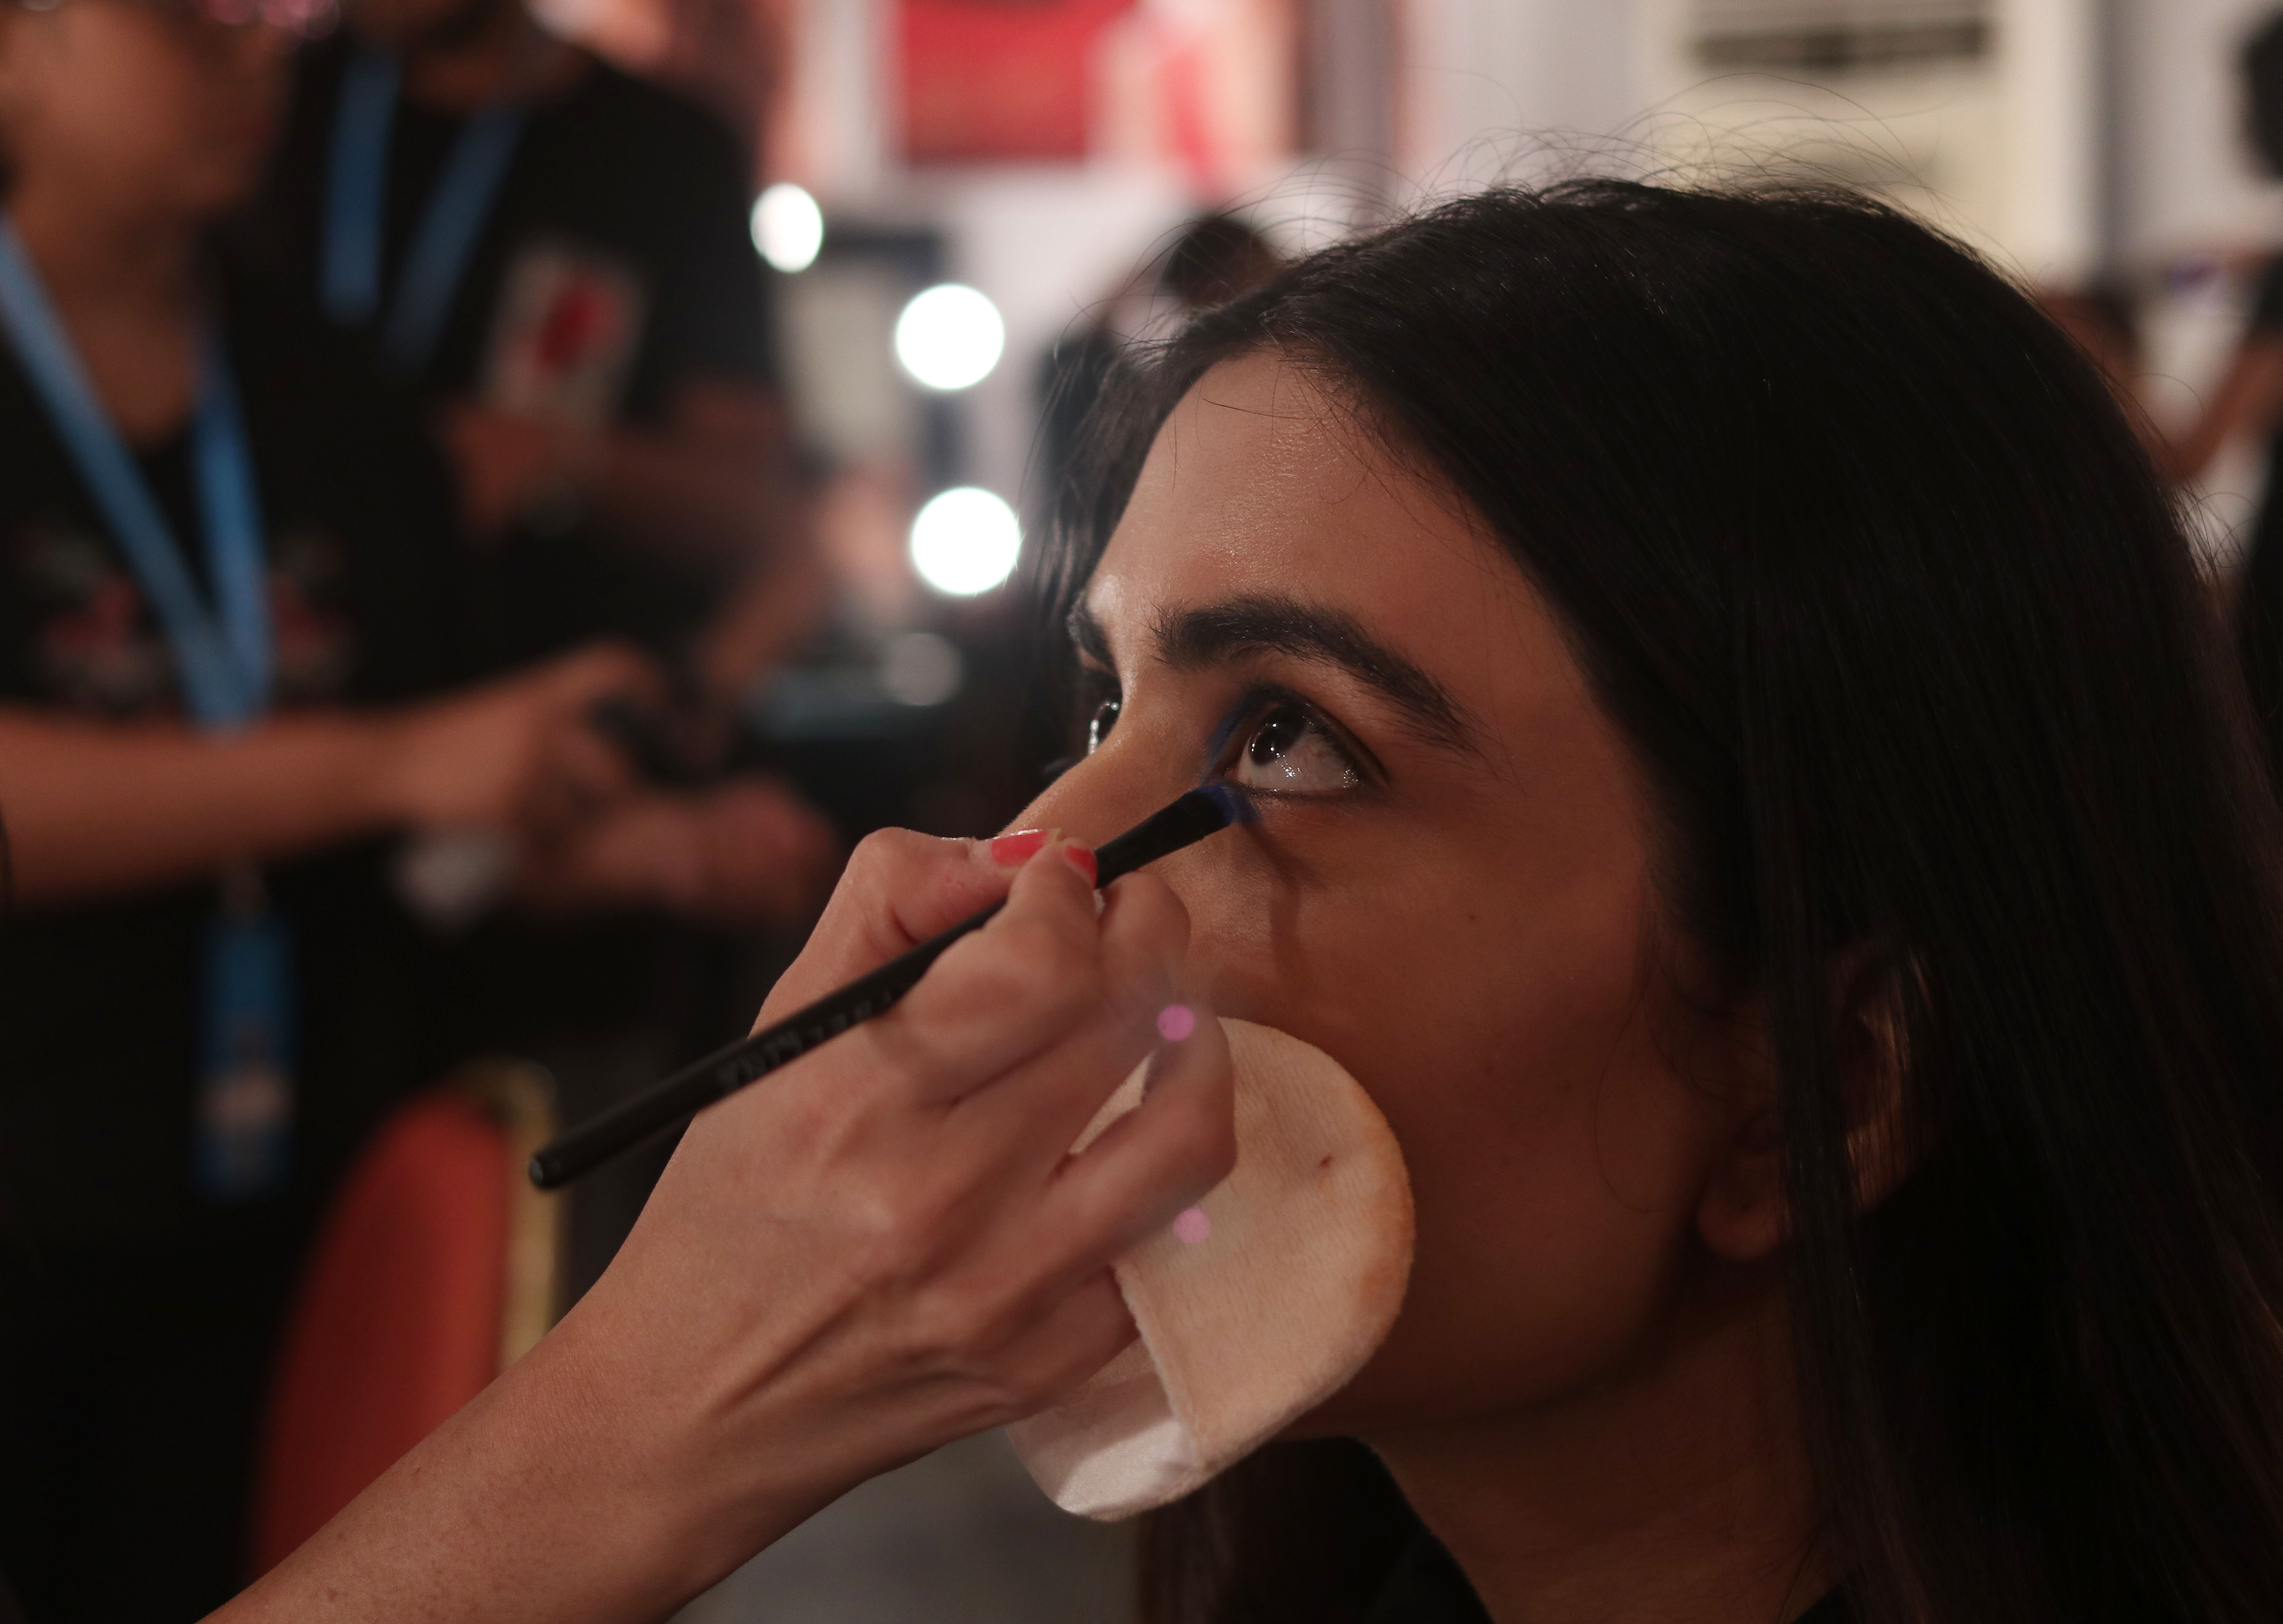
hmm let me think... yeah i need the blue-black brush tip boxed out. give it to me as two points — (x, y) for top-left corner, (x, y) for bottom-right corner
(1194, 780), (1260, 827)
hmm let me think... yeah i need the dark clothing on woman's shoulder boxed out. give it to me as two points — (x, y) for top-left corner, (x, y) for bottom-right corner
(248, 35), (780, 665)
(0, 269), (466, 1622)
(0, 270), (465, 1250)
(2233, 256), (2283, 778)
(1360, 1532), (1850, 1624)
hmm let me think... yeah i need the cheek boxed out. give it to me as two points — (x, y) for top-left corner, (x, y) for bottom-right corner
(1319, 1008), (1721, 1432)
(1176, 842), (1723, 1432)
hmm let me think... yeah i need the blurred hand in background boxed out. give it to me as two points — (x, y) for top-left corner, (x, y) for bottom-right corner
(515, 776), (840, 929)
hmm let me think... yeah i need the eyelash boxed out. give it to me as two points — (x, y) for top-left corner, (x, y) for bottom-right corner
(1078, 667), (1371, 799)
(1210, 685), (1368, 797)
(1078, 667), (1122, 756)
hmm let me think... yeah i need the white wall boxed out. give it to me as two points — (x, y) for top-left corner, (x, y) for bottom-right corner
(1999, 0), (2101, 279)
(2113, 0), (2283, 264)
(1390, 0), (2104, 279)
(1397, 0), (1646, 190)
(777, 0), (2283, 560)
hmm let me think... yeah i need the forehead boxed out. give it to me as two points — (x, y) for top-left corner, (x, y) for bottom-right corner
(1086, 353), (1537, 663)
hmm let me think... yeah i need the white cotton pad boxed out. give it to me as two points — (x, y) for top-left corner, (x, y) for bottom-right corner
(1006, 1018), (1414, 1520)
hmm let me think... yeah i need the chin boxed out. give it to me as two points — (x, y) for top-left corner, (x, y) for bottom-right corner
(1279, 1343), (1477, 1441)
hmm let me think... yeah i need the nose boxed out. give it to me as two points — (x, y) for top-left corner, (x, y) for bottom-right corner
(1007, 727), (1209, 849)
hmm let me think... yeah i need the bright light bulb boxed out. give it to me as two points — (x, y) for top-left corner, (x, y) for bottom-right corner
(894, 284), (1004, 391)
(910, 487), (1020, 596)
(751, 183), (823, 273)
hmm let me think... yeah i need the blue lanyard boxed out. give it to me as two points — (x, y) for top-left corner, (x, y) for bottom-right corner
(0, 218), (271, 730)
(321, 50), (527, 374)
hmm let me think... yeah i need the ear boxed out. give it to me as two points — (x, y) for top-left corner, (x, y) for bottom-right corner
(1695, 944), (1917, 1264)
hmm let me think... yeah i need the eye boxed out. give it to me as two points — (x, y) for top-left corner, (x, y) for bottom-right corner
(1225, 700), (1360, 796)
(1086, 696), (1122, 755)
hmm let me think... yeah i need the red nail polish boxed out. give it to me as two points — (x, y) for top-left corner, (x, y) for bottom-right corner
(1062, 844), (1098, 886)
(990, 829), (1047, 866)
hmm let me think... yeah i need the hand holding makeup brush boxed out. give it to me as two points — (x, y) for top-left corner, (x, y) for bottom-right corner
(217, 830), (1234, 1624)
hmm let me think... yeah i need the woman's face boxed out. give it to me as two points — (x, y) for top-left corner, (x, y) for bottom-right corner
(1019, 354), (1761, 1433)
(0, 0), (289, 224)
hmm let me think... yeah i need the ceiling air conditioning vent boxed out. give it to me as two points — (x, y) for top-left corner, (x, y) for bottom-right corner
(1693, 0), (1992, 73)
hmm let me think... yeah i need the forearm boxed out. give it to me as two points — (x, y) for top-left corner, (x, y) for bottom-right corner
(0, 709), (403, 906)
(207, 839), (1232, 1622)
(212, 1301), (828, 1624)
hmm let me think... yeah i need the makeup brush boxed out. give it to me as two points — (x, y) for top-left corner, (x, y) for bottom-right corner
(528, 784), (1254, 1190)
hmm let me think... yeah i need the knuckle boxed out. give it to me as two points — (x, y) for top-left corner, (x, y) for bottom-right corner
(833, 1178), (915, 1272)
(863, 1007), (964, 1091)
(847, 826), (929, 881)
(905, 1282), (1018, 1371)
(846, 1217), (955, 1308)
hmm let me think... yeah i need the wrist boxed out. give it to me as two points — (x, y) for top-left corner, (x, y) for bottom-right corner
(519, 1294), (794, 1606)
(346, 707), (434, 831)
(235, 1323), (732, 1624)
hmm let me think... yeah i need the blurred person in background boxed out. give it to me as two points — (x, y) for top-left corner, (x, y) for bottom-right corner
(246, 0), (817, 700)
(0, 3), (821, 1615)
(202, 179), (2283, 1624)
(2035, 282), (2141, 407)
(244, 0), (838, 1301)
(1037, 211), (1281, 525)
(2155, 13), (2283, 778)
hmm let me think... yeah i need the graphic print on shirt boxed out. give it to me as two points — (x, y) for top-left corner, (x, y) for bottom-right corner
(480, 237), (647, 431)
(18, 519), (356, 715)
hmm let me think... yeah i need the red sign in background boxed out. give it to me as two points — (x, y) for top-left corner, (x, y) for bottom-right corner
(898, 0), (1138, 163)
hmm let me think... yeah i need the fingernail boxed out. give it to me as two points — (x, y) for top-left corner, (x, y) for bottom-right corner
(1156, 1003), (1196, 1042)
(1173, 1207), (1211, 1246)
(990, 828), (1047, 866)
(1061, 843), (1098, 886)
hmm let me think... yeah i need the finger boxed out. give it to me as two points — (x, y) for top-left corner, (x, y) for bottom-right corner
(540, 641), (670, 712)
(857, 841), (1107, 1106)
(759, 826), (1075, 1022)
(1035, 996), (1236, 1273)
(544, 714), (640, 813)
(975, 1269), (1139, 1426)
(946, 872), (1192, 1163)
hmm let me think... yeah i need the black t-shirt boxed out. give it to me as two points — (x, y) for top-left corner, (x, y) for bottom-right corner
(2244, 257), (2283, 504)
(2249, 256), (2283, 347)
(2230, 259), (2283, 772)
(0, 275), (466, 1250)
(249, 38), (781, 665)
(1359, 1533), (1852, 1624)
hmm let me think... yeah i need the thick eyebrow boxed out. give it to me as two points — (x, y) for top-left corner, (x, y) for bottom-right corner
(1147, 593), (1476, 753)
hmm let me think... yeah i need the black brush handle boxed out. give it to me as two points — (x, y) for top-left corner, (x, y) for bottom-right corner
(527, 786), (1242, 1189)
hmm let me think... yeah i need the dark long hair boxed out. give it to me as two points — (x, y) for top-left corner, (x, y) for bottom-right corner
(2245, 13), (2283, 177)
(1045, 183), (2283, 1624)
